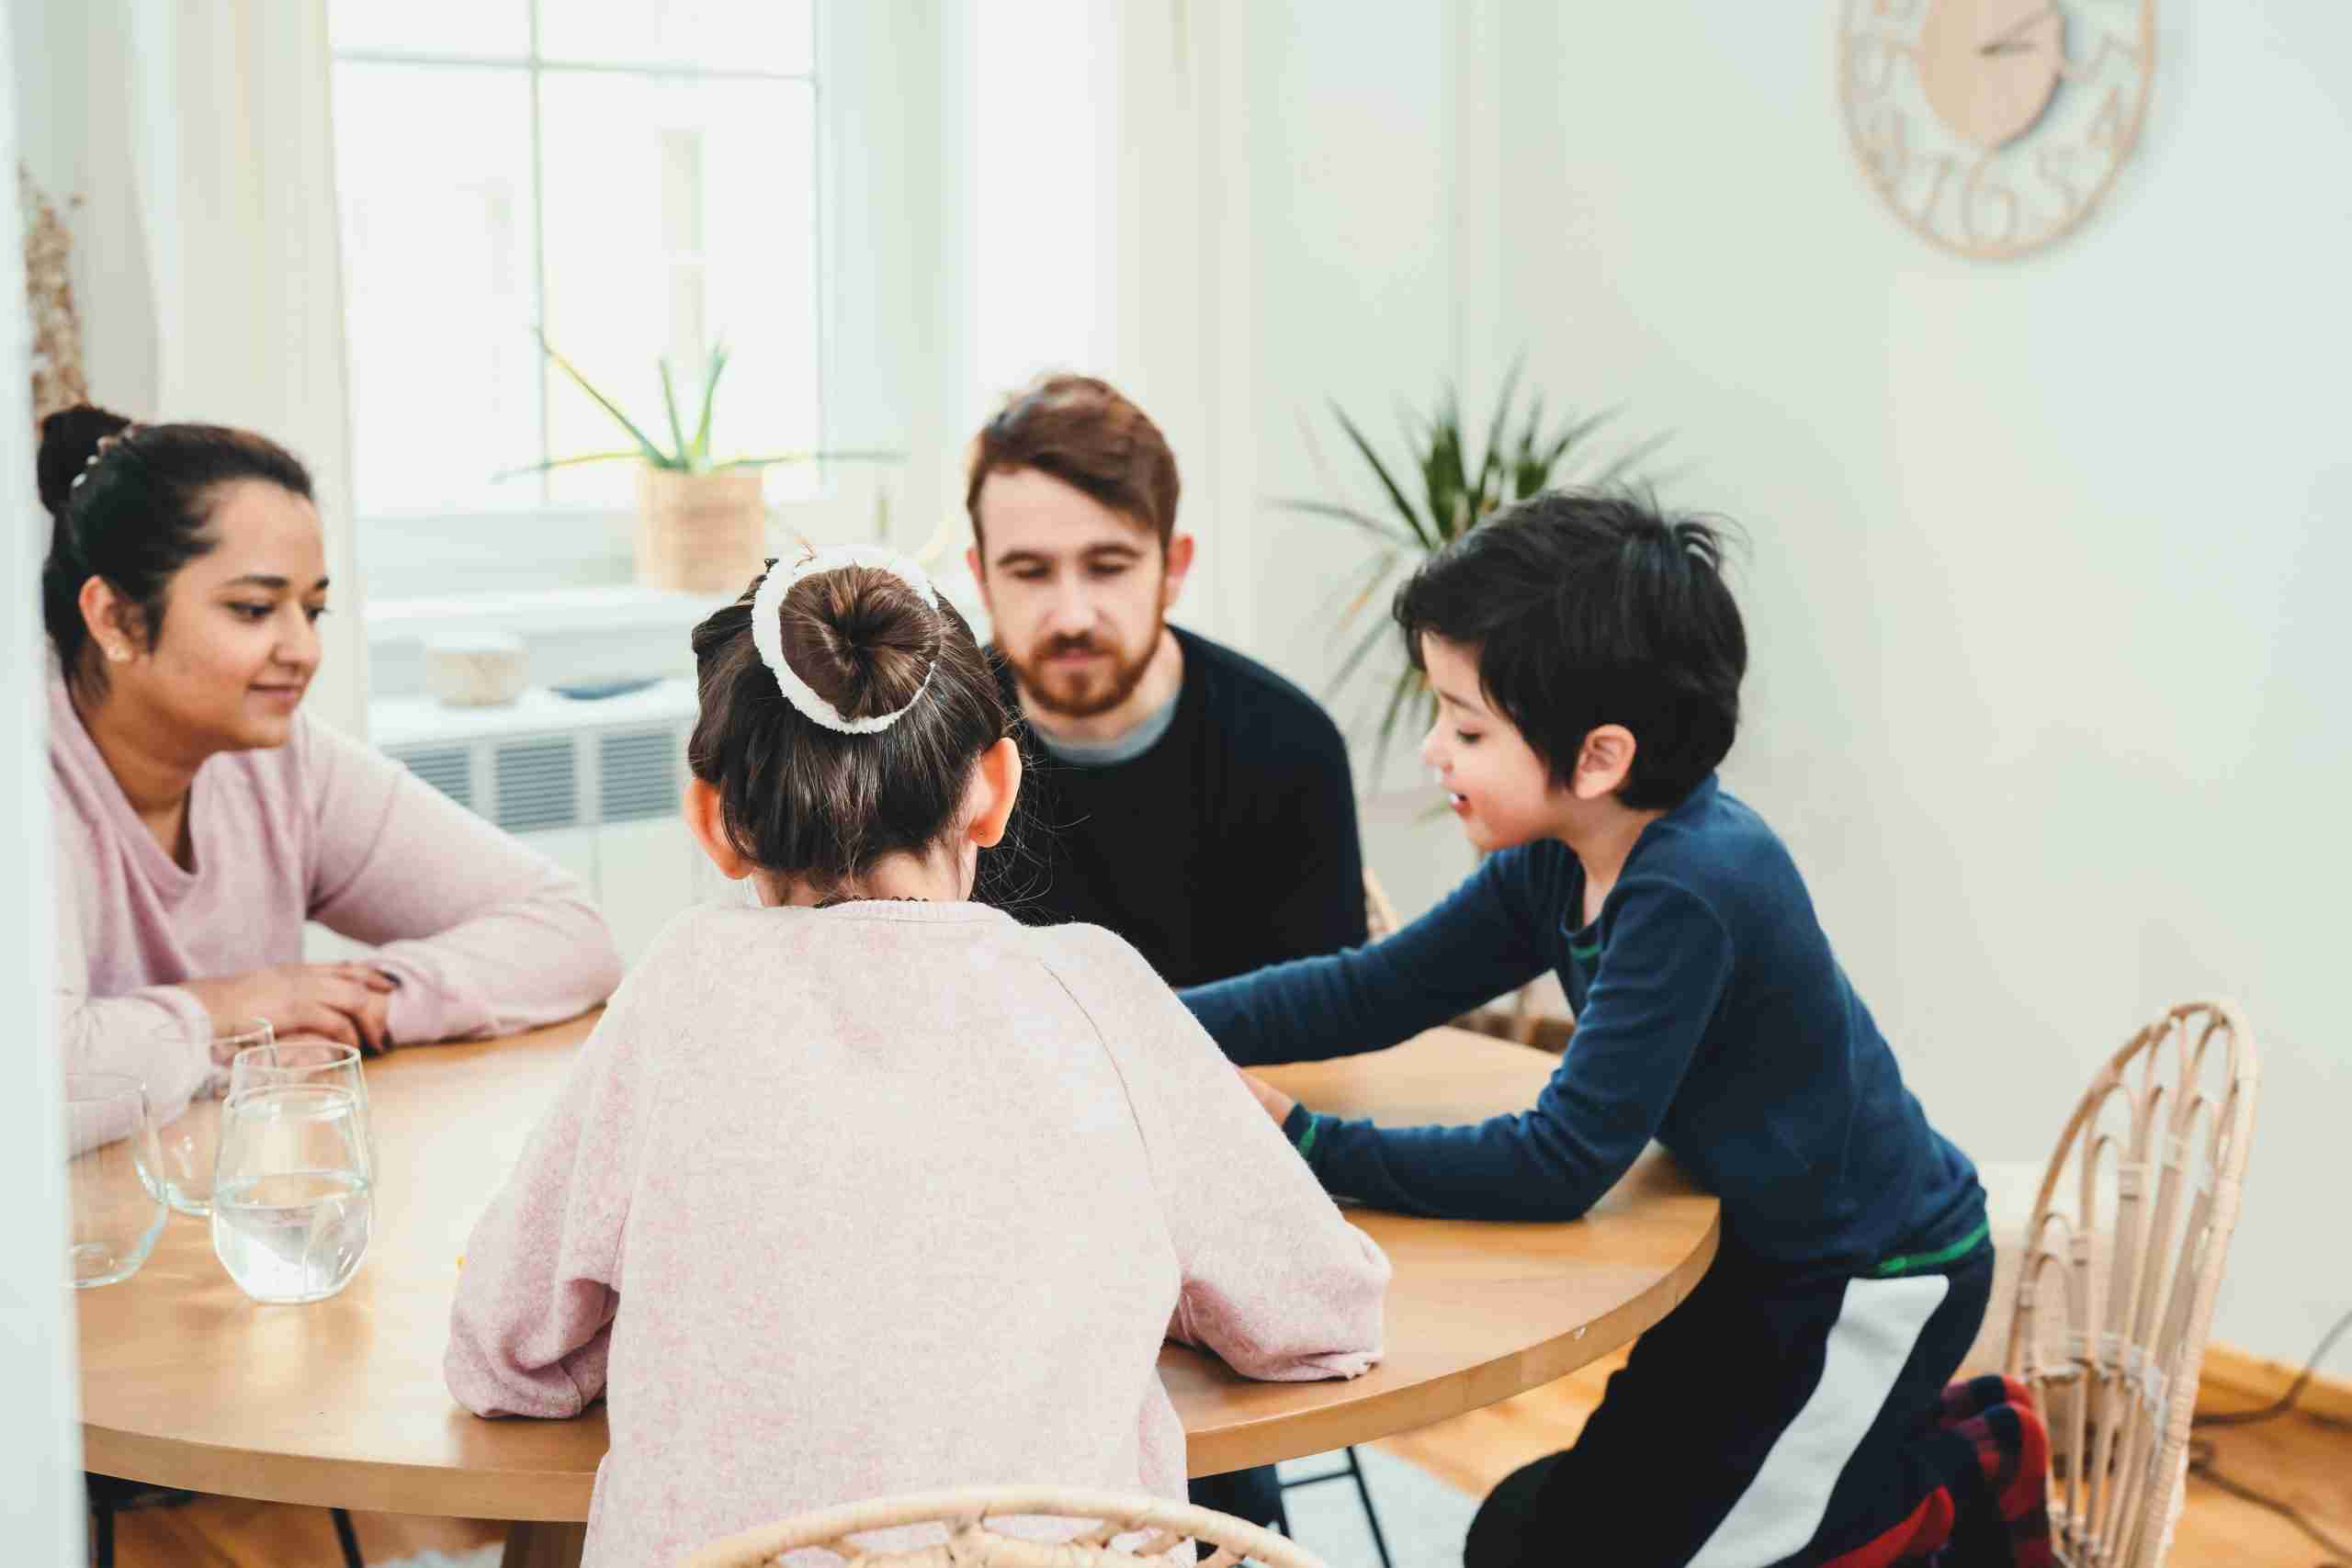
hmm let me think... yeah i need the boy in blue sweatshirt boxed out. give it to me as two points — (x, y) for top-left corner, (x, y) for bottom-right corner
(1182, 491), (1992, 1568)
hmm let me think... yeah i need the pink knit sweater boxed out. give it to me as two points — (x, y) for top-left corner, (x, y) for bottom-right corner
(447, 900), (1390, 1568)
(51, 671), (622, 1115)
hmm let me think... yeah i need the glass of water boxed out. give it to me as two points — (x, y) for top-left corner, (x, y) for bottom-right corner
(149, 1017), (273, 1216)
(209, 1081), (375, 1304)
(64, 1074), (167, 1289)
(229, 1040), (374, 1179)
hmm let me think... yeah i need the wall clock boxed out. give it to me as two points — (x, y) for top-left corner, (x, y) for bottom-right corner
(1838, 0), (2156, 259)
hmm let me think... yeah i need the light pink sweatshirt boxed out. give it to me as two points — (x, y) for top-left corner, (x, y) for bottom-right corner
(447, 899), (1390, 1568)
(50, 671), (623, 1115)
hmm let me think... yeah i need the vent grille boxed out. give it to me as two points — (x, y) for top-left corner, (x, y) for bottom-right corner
(493, 738), (579, 834)
(390, 745), (473, 811)
(599, 728), (681, 823)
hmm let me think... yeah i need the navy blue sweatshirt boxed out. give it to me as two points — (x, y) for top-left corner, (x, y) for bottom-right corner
(1180, 775), (1984, 1271)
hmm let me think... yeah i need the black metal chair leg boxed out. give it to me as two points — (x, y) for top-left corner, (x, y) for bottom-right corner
(332, 1505), (366, 1568)
(89, 1496), (114, 1568)
(1341, 1446), (1395, 1568)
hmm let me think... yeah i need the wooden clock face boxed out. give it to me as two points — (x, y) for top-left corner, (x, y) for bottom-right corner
(1839, 0), (2156, 259)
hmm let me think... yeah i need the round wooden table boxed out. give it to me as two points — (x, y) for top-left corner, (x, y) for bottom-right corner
(79, 1019), (1718, 1565)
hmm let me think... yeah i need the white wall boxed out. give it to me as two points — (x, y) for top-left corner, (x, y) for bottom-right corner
(1462, 3), (2349, 1360)
(2, 0), (89, 1551)
(1097, 0), (1480, 918)
(1125, 0), (2343, 1360)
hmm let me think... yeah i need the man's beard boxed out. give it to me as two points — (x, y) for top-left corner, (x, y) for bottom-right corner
(1010, 611), (1164, 720)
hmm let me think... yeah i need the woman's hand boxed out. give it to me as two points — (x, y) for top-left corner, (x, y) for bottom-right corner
(182, 964), (399, 1055)
(1236, 1066), (1297, 1129)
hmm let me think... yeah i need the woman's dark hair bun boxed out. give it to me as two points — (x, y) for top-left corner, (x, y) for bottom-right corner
(37, 403), (133, 518)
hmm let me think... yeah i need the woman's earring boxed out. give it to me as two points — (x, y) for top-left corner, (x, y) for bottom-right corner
(105, 644), (130, 663)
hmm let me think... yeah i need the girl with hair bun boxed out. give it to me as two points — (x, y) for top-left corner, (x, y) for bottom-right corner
(40, 404), (621, 1116)
(447, 547), (1390, 1568)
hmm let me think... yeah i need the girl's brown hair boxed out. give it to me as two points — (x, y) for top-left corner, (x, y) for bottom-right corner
(687, 558), (1013, 892)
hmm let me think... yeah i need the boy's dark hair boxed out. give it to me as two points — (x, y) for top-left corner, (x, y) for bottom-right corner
(688, 559), (1015, 893)
(1395, 490), (1746, 811)
(38, 403), (316, 699)
(965, 373), (1181, 550)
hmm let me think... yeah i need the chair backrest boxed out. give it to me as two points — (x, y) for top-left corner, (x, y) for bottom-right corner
(683, 1485), (1329, 1568)
(2005, 1000), (2258, 1568)
(1363, 867), (1403, 942)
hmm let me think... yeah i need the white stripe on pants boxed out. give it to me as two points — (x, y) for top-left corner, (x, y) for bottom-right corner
(1686, 1274), (1951, 1568)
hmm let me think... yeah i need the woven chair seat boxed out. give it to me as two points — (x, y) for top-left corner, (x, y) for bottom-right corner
(684, 1486), (1329, 1568)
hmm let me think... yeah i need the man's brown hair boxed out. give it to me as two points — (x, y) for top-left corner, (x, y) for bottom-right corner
(966, 374), (1181, 550)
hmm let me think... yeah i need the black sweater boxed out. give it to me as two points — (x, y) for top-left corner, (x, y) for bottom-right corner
(977, 626), (1368, 988)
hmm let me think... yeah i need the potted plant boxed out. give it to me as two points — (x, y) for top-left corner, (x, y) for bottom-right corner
(505, 333), (890, 594)
(1283, 361), (1667, 779)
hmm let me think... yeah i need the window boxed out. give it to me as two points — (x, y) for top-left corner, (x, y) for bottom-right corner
(328, 1), (820, 530)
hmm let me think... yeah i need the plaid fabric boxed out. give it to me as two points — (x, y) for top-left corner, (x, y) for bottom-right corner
(1820, 1375), (2053, 1568)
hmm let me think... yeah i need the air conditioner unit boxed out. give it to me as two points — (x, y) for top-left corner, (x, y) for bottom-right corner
(357, 680), (721, 966)
(374, 680), (698, 838)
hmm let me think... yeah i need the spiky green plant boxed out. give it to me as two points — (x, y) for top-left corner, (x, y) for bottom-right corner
(499, 331), (894, 479)
(1283, 360), (1666, 779)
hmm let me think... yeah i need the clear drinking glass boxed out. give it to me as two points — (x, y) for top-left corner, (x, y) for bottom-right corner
(209, 1083), (375, 1304)
(64, 1074), (167, 1289)
(148, 1018), (272, 1217)
(229, 1040), (374, 1180)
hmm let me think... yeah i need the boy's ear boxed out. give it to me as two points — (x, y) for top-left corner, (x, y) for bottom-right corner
(1571, 725), (1637, 801)
(967, 736), (1023, 849)
(683, 777), (752, 880)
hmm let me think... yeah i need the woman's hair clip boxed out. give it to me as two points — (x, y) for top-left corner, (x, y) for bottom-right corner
(751, 545), (944, 735)
(69, 423), (143, 491)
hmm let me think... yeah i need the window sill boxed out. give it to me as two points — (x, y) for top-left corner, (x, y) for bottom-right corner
(366, 584), (732, 699)
(368, 583), (735, 638)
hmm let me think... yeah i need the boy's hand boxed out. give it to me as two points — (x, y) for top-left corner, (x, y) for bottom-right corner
(1236, 1067), (1296, 1128)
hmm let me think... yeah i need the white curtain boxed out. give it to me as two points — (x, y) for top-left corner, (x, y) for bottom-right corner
(2, 0), (87, 1556)
(13, 0), (368, 735)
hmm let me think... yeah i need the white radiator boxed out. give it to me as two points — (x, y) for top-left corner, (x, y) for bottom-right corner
(311, 680), (724, 969)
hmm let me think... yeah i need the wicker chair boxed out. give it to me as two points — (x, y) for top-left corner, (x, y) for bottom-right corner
(683, 1486), (1329, 1568)
(2005, 1000), (2259, 1567)
(1363, 868), (1573, 1054)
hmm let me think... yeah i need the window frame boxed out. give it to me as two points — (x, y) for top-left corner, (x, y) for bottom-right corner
(333, 1), (850, 595)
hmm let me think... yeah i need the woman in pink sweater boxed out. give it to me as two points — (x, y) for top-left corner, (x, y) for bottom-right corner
(41, 405), (622, 1120)
(447, 547), (1390, 1567)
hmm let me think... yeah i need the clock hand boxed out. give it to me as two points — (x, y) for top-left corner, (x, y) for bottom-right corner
(1978, 3), (2059, 56)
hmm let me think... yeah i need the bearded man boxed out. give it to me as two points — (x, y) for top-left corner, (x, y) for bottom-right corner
(967, 373), (1369, 992)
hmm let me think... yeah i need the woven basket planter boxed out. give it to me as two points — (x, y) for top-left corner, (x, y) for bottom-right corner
(634, 467), (769, 593)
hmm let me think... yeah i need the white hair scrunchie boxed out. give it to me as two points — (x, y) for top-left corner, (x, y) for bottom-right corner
(750, 545), (945, 735)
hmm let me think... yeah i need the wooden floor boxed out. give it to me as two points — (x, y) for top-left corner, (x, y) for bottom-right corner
(109, 1499), (503, 1565)
(110, 1351), (2352, 1565)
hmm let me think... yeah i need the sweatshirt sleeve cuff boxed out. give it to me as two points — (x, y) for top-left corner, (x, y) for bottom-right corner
(380, 966), (460, 1048)
(1282, 1102), (1323, 1162)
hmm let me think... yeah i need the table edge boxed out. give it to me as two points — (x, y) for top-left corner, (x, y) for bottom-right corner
(78, 1425), (599, 1522)
(84, 1207), (1720, 1515)
(1182, 1205), (1722, 1475)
